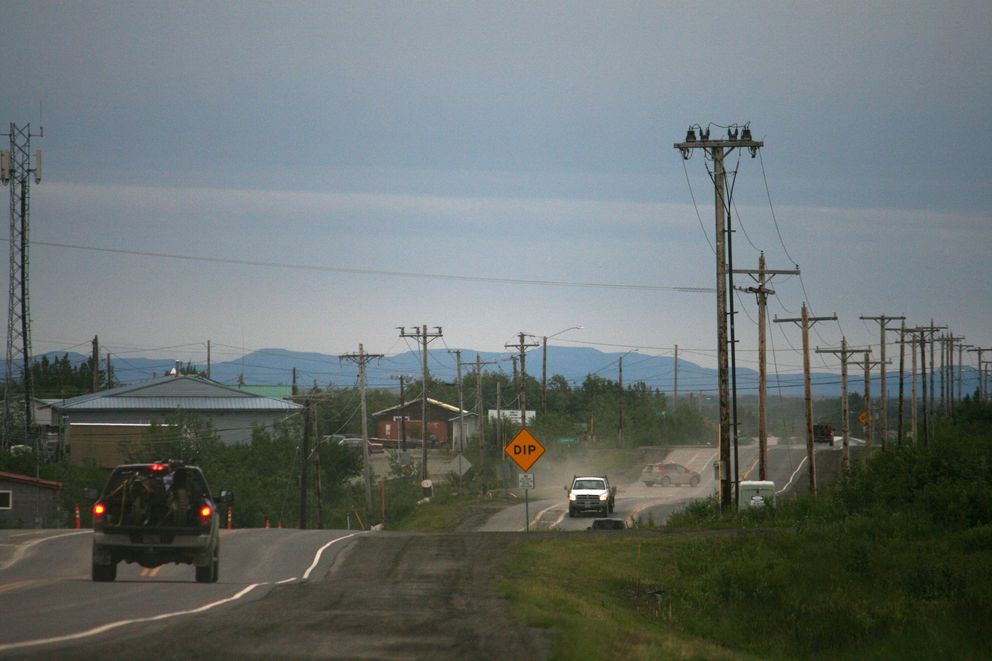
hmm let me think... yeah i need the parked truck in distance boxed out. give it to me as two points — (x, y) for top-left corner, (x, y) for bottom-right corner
(566, 475), (616, 517)
(84, 460), (233, 583)
(813, 423), (835, 446)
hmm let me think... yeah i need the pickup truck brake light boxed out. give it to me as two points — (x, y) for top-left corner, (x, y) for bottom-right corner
(150, 463), (169, 472)
(199, 504), (213, 522)
(93, 502), (106, 524)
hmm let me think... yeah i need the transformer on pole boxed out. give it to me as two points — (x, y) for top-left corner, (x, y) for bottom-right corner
(1, 123), (43, 451)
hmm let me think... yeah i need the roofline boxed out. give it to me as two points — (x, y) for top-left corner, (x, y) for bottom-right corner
(0, 471), (63, 490)
(372, 396), (466, 417)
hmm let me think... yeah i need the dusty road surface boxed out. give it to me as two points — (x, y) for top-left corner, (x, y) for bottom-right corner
(18, 532), (549, 661)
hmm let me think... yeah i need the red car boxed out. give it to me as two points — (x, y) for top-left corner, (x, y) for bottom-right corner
(642, 462), (701, 487)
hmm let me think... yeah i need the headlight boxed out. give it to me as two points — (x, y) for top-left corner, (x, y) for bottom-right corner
(599, 493), (608, 501)
(568, 493), (576, 501)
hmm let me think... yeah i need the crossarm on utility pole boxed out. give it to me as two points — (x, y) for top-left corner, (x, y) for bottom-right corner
(774, 304), (837, 494)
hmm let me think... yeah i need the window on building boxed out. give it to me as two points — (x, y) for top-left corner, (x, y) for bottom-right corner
(0, 490), (11, 509)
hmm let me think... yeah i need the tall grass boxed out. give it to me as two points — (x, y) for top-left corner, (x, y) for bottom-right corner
(501, 404), (992, 660)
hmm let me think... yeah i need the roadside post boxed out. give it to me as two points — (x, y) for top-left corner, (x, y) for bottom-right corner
(504, 428), (546, 532)
(74, 503), (81, 529)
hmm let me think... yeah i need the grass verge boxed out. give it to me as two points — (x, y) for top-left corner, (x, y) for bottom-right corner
(499, 408), (992, 660)
(499, 524), (991, 660)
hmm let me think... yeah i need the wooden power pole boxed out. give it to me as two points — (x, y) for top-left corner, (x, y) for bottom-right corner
(398, 325), (443, 481)
(340, 344), (384, 513)
(505, 332), (539, 427)
(675, 123), (763, 509)
(774, 303), (836, 494)
(735, 252), (799, 481)
(860, 314), (905, 450)
(816, 338), (860, 474)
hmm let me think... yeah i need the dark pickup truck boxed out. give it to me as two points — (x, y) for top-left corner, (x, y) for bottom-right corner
(85, 461), (233, 583)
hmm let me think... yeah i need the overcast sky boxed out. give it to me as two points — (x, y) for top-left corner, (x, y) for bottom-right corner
(2, 1), (989, 382)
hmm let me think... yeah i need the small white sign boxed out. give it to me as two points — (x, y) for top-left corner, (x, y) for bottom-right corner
(518, 472), (535, 489)
(448, 453), (472, 477)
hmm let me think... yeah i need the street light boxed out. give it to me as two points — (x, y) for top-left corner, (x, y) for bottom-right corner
(542, 326), (583, 412)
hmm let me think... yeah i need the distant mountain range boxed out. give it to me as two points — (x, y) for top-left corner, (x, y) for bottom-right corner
(35, 346), (982, 399)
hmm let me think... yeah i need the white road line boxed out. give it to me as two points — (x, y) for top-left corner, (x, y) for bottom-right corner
(0, 583), (261, 653)
(1, 530), (363, 652)
(778, 456), (808, 495)
(517, 504), (564, 532)
(0, 530), (90, 571)
(302, 532), (361, 580)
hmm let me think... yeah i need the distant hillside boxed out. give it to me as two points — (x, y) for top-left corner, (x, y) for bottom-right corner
(32, 346), (983, 399)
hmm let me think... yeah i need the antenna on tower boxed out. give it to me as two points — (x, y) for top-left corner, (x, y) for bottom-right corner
(2, 122), (44, 451)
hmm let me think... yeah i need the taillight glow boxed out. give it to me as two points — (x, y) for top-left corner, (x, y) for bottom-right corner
(93, 502), (106, 516)
(150, 463), (168, 472)
(200, 505), (213, 518)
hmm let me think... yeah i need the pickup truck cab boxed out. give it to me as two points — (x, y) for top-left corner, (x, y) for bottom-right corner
(566, 475), (616, 517)
(85, 460), (233, 583)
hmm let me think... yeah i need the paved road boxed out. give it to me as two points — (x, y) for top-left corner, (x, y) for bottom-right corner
(477, 441), (836, 532)
(0, 528), (543, 660)
(0, 443), (843, 658)
(0, 528), (360, 656)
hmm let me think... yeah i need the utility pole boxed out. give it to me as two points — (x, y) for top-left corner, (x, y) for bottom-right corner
(105, 353), (112, 390)
(894, 322), (911, 444)
(2, 123), (42, 451)
(817, 338), (860, 473)
(967, 347), (990, 402)
(909, 333), (920, 445)
(945, 334), (965, 414)
(91, 335), (100, 392)
(910, 322), (945, 443)
(675, 122), (762, 510)
(735, 252), (799, 480)
(851, 352), (885, 454)
(390, 374), (413, 451)
(541, 337), (548, 413)
(957, 343), (970, 405)
(399, 325), (443, 481)
(673, 344), (679, 408)
(311, 407), (323, 529)
(939, 333), (946, 415)
(775, 303), (837, 494)
(895, 321), (906, 444)
(340, 344), (384, 512)
(617, 351), (637, 448)
(929, 320), (939, 420)
(299, 399), (311, 529)
(476, 355), (485, 489)
(473, 355), (499, 494)
(495, 380), (503, 457)
(505, 333), (539, 427)
(207, 339), (211, 380)
(860, 314), (905, 450)
(448, 349), (466, 455)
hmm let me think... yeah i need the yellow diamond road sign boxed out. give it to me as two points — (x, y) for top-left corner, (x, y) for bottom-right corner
(505, 428), (545, 472)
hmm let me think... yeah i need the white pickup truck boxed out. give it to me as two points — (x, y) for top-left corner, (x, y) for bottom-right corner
(566, 475), (616, 517)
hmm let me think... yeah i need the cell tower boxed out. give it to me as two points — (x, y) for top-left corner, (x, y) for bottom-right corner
(1, 123), (43, 450)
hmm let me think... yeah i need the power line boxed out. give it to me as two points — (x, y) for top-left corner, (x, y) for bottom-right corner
(20, 238), (714, 294)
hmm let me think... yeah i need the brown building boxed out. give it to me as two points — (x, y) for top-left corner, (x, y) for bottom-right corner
(0, 471), (63, 528)
(372, 397), (469, 447)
